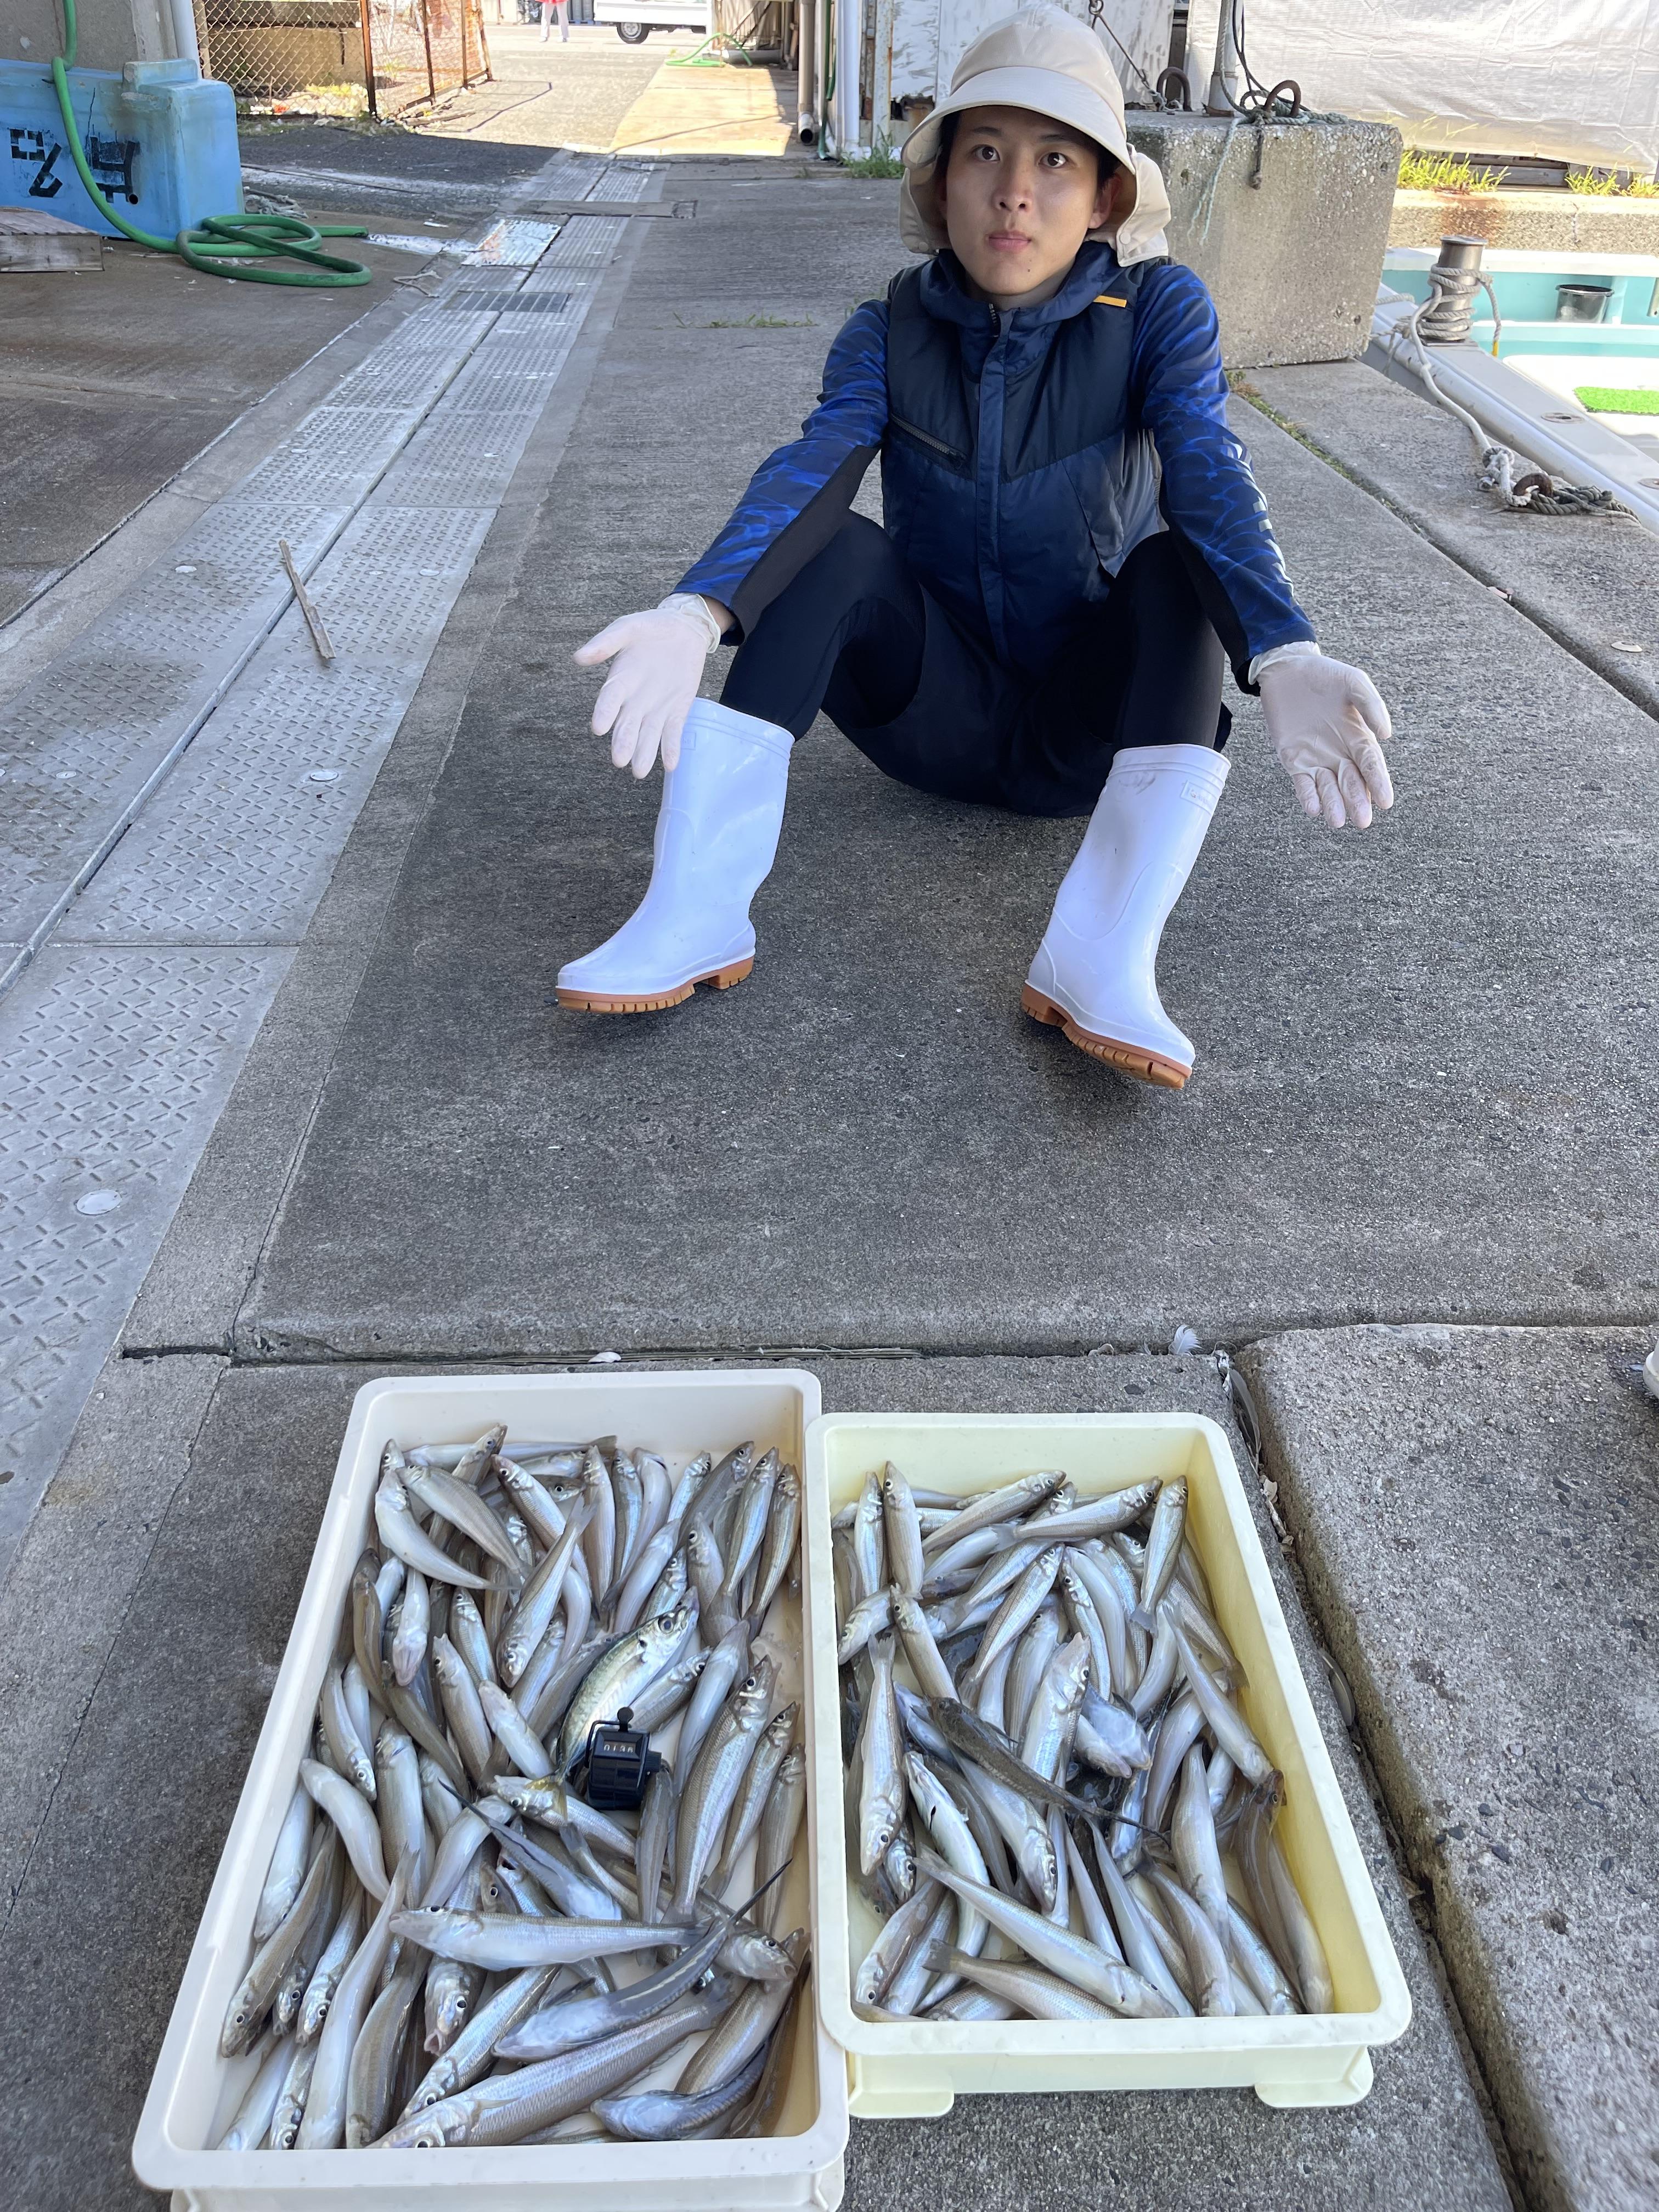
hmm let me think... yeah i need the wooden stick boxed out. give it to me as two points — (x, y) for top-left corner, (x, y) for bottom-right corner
(279, 539), (335, 663)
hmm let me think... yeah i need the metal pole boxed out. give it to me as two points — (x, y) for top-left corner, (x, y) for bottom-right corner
(419, 0), (437, 103)
(359, 0), (379, 117)
(871, 0), (891, 151)
(797, 0), (815, 141)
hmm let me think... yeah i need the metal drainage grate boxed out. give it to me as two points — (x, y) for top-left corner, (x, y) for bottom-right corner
(445, 290), (575, 315)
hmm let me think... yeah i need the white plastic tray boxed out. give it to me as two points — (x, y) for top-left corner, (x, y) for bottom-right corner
(133, 1369), (847, 2210)
(802, 1411), (1412, 2119)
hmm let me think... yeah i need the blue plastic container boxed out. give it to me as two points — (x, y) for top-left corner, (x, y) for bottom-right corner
(0, 57), (241, 240)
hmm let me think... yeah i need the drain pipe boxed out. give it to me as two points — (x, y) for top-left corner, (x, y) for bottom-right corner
(798, 0), (817, 142)
(169, 0), (202, 69)
(834, 0), (864, 158)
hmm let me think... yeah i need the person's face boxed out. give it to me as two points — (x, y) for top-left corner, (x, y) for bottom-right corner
(937, 105), (1124, 304)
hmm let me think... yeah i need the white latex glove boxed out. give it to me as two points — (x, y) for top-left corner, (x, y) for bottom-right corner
(572, 595), (723, 777)
(1255, 644), (1395, 830)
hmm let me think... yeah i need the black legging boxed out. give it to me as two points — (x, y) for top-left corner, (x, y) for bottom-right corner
(721, 516), (1228, 817)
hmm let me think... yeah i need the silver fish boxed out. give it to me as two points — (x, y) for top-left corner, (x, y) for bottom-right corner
(679, 1930), (806, 2092)
(919, 1470), (1066, 1557)
(713, 1701), (798, 1891)
(478, 1677), (553, 1779)
(374, 1472), (488, 1591)
(268, 2039), (318, 2150)
(673, 1621), (749, 1786)
(635, 1763), (677, 1928)
(607, 1521), (679, 1635)
(556, 1600), (699, 1780)
(295, 1882), (362, 2045)
(857, 1632), (905, 1878)
(850, 1469), (886, 1601)
(431, 1635), (492, 1789)
(378, 1982), (733, 2148)
(667, 1449), (712, 1525)
(1173, 1742), (1230, 1936)
(721, 1448), (780, 1598)
(1020, 1633), (1090, 1784)
(422, 1866), (484, 2056)
(836, 1585), (896, 1665)
(963, 1545), (1064, 1691)
(345, 1947), (425, 2146)
(751, 1462), (802, 1621)
(904, 1753), (988, 1960)
(498, 1498), (592, 1687)
(926, 1944), (1115, 2022)
(1147, 1864), (1235, 2016)
(1141, 1477), (1188, 1616)
(215, 2031), (292, 2149)
(596, 2044), (765, 2140)
(390, 1567), (430, 1688)
(498, 1914), (732, 2059)
(673, 1660), (772, 1913)
(1170, 1618), (1273, 1785)
(296, 1853), (413, 2147)
(891, 1588), (957, 1701)
(298, 1762), (386, 1904)
(580, 1444), (617, 1606)
(448, 1590), (496, 1688)
(402, 1965), (557, 2113)
(390, 1906), (699, 1970)
(853, 1878), (944, 2008)
(320, 1663), (376, 1800)
(610, 1448), (645, 1586)
(754, 1745), (807, 1935)
(496, 1458), (566, 1550)
(881, 1462), (927, 1595)
(253, 1787), (314, 1944)
(916, 1848), (1175, 2018)
(374, 1721), (427, 1897)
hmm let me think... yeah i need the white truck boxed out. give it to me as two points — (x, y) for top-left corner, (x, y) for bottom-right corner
(593, 0), (711, 38)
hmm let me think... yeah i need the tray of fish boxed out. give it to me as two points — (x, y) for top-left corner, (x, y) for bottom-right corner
(134, 1370), (848, 2211)
(802, 1411), (1411, 2118)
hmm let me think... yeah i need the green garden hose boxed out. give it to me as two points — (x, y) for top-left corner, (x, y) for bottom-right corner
(52, 0), (371, 285)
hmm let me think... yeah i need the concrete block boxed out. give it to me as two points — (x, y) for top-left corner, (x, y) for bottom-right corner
(1240, 1324), (1659, 2212)
(1127, 112), (1402, 367)
(1391, 188), (1659, 257)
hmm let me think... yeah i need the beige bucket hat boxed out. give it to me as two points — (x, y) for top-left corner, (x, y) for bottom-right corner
(899, 2), (1171, 268)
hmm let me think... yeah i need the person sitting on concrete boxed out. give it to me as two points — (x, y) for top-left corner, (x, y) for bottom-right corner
(560, 1), (1393, 1090)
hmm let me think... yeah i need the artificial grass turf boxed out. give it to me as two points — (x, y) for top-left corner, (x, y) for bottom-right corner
(1576, 385), (1659, 413)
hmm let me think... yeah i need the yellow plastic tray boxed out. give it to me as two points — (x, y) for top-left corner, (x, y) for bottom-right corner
(802, 1412), (1411, 2119)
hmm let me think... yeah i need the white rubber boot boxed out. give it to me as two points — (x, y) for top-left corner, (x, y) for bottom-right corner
(557, 697), (794, 1013)
(1022, 742), (1229, 1089)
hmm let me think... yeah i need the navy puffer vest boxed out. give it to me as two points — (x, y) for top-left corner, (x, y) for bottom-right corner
(880, 242), (1163, 674)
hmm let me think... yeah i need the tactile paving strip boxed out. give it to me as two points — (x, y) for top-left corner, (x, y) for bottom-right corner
(0, 154), (659, 1580)
(0, 945), (290, 1569)
(66, 504), (493, 945)
(0, 499), (352, 963)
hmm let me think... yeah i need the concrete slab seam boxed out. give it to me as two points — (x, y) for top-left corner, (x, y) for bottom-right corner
(1234, 383), (1659, 731)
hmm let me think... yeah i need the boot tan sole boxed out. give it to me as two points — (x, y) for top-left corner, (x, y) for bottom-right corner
(1021, 984), (1190, 1091)
(557, 956), (754, 1014)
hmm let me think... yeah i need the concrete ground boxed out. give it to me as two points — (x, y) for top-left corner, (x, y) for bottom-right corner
(0, 103), (1656, 2212)
(0, 222), (426, 624)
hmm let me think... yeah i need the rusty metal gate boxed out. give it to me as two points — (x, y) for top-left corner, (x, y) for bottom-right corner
(191, 0), (492, 118)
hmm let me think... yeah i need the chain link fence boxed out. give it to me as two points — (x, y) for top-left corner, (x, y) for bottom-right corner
(192, 0), (492, 119)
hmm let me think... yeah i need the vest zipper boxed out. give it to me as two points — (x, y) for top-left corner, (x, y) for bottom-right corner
(889, 415), (964, 460)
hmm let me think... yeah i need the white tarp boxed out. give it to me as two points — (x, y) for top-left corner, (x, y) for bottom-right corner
(892, 0), (1172, 110)
(1183, 0), (1659, 172)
